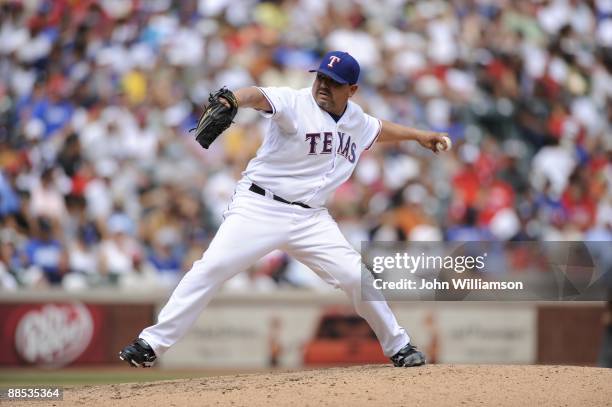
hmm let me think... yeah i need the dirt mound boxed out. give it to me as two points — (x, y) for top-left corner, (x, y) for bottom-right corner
(63, 365), (611, 407)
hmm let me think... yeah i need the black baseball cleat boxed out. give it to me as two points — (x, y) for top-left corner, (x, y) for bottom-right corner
(119, 338), (157, 368)
(390, 342), (426, 367)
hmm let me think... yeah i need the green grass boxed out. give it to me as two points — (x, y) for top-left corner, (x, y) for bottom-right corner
(0, 368), (232, 387)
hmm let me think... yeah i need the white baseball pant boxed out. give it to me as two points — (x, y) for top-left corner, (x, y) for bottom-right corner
(139, 178), (410, 357)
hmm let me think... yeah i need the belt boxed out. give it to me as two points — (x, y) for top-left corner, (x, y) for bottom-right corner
(249, 183), (311, 209)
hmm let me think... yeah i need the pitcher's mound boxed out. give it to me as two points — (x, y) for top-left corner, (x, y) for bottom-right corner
(67, 364), (611, 407)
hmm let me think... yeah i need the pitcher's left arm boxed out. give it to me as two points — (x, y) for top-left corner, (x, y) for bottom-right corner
(378, 119), (451, 153)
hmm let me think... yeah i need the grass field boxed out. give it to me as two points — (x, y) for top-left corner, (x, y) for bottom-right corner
(0, 367), (253, 386)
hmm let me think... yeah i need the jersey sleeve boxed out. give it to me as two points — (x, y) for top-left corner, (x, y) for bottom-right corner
(255, 86), (298, 133)
(255, 87), (295, 118)
(362, 113), (382, 151)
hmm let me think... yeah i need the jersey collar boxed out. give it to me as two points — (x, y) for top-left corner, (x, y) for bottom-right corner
(309, 90), (353, 126)
(326, 104), (347, 122)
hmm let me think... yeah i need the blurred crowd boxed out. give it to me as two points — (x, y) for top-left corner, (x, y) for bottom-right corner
(0, 0), (611, 291)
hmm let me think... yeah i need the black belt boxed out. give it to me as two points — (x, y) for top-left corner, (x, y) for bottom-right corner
(249, 183), (311, 209)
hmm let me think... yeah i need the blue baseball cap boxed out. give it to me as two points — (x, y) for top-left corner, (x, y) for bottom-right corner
(309, 51), (360, 85)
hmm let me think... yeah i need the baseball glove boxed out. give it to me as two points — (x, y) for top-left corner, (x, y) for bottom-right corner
(191, 87), (238, 149)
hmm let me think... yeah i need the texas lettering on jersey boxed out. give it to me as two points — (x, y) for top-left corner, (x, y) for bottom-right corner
(305, 132), (357, 163)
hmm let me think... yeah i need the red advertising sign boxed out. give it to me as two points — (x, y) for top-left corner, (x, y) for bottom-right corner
(0, 302), (154, 367)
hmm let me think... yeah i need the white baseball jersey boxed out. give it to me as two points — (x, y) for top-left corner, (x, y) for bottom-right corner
(243, 87), (382, 207)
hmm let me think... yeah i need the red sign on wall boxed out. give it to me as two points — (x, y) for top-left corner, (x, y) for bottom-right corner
(0, 302), (154, 367)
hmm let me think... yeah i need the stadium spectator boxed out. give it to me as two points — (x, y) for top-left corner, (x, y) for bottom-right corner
(24, 216), (68, 285)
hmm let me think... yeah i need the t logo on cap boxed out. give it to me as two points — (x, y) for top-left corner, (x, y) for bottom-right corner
(328, 56), (341, 68)
(309, 51), (360, 85)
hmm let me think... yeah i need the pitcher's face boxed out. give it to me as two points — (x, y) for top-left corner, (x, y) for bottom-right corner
(312, 73), (357, 115)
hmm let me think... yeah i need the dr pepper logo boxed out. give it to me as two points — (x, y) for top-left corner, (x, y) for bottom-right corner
(14, 303), (94, 368)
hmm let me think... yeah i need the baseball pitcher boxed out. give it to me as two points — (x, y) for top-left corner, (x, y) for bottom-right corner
(120, 51), (451, 368)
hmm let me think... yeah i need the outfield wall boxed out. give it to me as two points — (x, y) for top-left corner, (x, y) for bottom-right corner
(0, 290), (605, 368)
